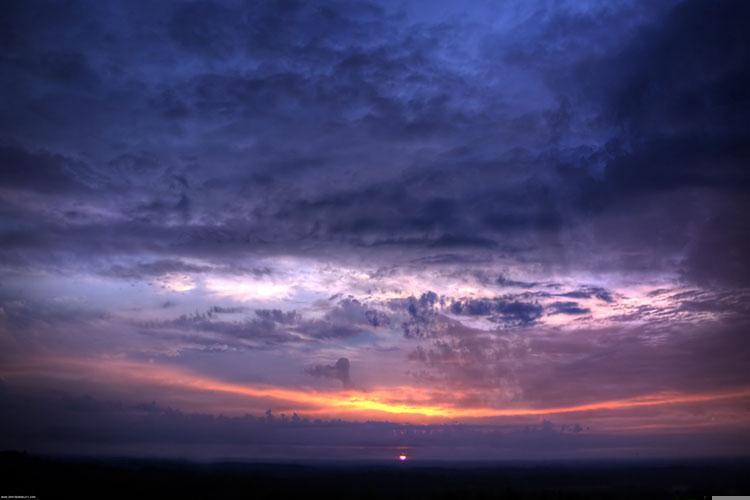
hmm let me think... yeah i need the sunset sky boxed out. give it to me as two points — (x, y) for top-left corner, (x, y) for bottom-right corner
(1, 0), (749, 461)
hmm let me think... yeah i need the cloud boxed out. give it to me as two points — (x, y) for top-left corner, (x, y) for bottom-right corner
(398, 292), (442, 339)
(496, 274), (540, 289)
(0, 0), (744, 290)
(104, 259), (214, 280)
(140, 309), (302, 349)
(546, 301), (590, 316)
(449, 298), (544, 326)
(254, 309), (300, 325)
(0, 145), (92, 194)
(305, 358), (353, 388)
(558, 287), (613, 303)
(565, 0), (750, 285)
(2, 386), (748, 460)
(405, 316), (750, 409)
(137, 297), (385, 351)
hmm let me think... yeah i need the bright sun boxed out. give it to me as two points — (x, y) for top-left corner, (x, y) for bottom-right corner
(398, 454), (407, 461)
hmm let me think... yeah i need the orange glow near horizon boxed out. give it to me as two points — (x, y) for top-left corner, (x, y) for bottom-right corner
(4, 356), (750, 423)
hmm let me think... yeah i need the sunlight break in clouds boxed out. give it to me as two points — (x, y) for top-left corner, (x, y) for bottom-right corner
(205, 276), (292, 302)
(4, 356), (750, 423)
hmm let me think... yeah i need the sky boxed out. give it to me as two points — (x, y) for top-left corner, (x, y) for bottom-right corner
(1, 0), (749, 461)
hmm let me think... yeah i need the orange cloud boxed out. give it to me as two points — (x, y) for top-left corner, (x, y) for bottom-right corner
(4, 356), (750, 423)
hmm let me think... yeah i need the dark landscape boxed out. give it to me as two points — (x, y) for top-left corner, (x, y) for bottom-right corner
(3, 452), (750, 499)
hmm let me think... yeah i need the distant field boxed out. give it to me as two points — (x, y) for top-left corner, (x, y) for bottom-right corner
(2, 452), (749, 499)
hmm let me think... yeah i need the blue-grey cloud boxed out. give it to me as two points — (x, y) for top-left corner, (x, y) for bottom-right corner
(305, 357), (353, 388)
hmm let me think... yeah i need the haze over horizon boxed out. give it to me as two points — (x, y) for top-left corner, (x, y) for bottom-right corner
(1, 0), (749, 461)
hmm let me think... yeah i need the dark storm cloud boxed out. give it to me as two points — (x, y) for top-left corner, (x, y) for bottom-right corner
(390, 289), (558, 335)
(563, 0), (750, 284)
(168, 1), (237, 58)
(670, 288), (750, 317)
(449, 298), (544, 326)
(102, 260), (272, 281)
(322, 298), (388, 329)
(254, 309), (300, 325)
(546, 301), (590, 316)
(0, 0), (559, 267)
(398, 292), (443, 339)
(104, 259), (213, 280)
(496, 274), (541, 289)
(141, 309), (302, 348)
(140, 298), (383, 349)
(0, 145), (92, 194)
(0, 295), (109, 338)
(558, 286), (613, 303)
(681, 197), (750, 288)
(305, 357), (353, 388)
(1, 0), (746, 287)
